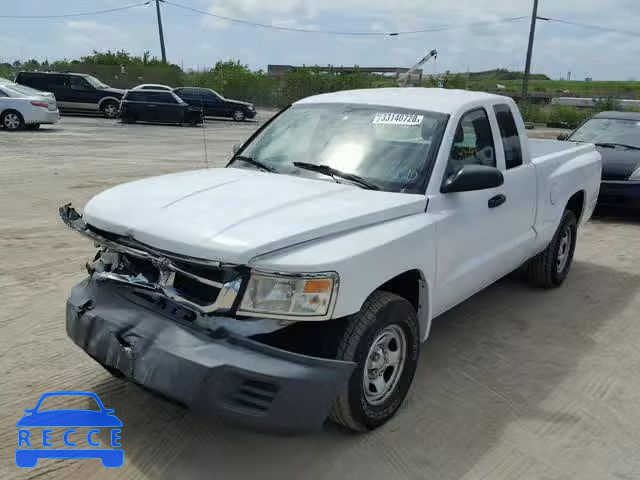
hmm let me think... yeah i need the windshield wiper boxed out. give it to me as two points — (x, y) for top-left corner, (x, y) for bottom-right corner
(293, 162), (380, 190)
(230, 155), (276, 173)
(595, 142), (640, 151)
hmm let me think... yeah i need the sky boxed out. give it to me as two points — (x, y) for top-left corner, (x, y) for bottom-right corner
(1, 0), (639, 80)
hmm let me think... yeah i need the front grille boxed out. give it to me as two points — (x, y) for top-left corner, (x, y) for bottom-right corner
(102, 250), (243, 314)
(172, 273), (219, 306)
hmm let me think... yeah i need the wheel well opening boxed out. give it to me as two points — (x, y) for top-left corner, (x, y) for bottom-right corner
(566, 191), (585, 223)
(379, 270), (422, 314)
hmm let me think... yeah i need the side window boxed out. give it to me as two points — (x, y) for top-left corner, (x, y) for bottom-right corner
(69, 76), (92, 90)
(155, 92), (178, 104)
(49, 75), (69, 88)
(494, 104), (523, 169)
(446, 109), (496, 177)
(126, 91), (145, 101)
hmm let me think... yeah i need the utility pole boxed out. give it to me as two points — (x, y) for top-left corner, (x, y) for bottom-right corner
(521, 0), (540, 102)
(155, 0), (167, 63)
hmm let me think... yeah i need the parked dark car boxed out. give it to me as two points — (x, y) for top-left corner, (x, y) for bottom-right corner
(15, 71), (124, 118)
(561, 111), (640, 209)
(119, 90), (203, 125)
(173, 87), (256, 121)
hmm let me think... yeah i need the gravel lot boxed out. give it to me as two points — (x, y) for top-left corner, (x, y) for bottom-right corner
(1, 115), (639, 480)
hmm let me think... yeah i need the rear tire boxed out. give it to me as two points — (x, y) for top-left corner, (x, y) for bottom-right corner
(101, 100), (119, 119)
(1, 110), (25, 131)
(527, 209), (577, 288)
(329, 291), (419, 432)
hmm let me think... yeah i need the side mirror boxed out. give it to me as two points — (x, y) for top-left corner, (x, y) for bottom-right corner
(557, 133), (569, 141)
(232, 143), (241, 154)
(441, 165), (504, 194)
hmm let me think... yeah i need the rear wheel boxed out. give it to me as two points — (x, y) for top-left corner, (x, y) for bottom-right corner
(232, 109), (246, 122)
(527, 209), (577, 288)
(101, 100), (119, 119)
(329, 291), (420, 432)
(2, 110), (24, 131)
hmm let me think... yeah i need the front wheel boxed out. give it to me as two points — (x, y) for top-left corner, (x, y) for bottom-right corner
(330, 291), (420, 432)
(527, 209), (577, 288)
(232, 109), (246, 122)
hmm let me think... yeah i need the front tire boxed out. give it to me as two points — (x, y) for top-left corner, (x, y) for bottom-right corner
(527, 209), (577, 288)
(232, 109), (246, 122)
(101, 100), (120, 119)
(330, 291), (419, 432)
(2, 110), (25, 131)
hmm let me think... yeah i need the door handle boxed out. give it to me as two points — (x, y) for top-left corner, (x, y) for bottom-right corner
(488, 194), (506, 208)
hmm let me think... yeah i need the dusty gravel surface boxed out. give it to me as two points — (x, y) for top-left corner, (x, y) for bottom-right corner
(1, 115), (639, 480)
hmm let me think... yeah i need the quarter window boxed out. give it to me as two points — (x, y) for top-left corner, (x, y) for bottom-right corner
(494, 104), (523, 169)
(446, 109), (496, 178)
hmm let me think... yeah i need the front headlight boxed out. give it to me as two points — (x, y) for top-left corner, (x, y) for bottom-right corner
(238, 271), (338, 319)
(248, 104), (255, 111)
(630, 165), (640, 180)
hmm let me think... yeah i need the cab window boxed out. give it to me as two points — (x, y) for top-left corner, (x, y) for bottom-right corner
(446, 108), (496, 178)
(69, 76), (92, 90)
(494, 104), (523, 169)
(154, 92), (178, 104)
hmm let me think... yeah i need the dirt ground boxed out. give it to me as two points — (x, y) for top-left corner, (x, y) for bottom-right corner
(1, 116), (639, 480)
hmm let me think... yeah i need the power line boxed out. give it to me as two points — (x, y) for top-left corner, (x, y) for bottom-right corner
(163, 0), (527, 37)
(545, 17), (640, 37)
(0, 2), (151, 19)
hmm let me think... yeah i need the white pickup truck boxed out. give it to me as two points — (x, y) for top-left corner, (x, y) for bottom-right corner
(61, 88), (601, 433)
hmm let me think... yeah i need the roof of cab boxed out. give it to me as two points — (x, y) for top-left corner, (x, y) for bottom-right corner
(295, 87), (510, 114)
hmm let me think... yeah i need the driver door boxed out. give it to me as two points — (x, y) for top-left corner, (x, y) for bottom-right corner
(429, 107), (517, 315)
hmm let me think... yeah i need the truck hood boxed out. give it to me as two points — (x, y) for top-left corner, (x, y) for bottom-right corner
(83, 168), (427, 264)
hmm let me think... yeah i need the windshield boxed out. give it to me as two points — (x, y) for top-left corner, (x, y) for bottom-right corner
(84, 75), (110, 89)
(235, 104), (448, 193)
(569, 117), (640, 149)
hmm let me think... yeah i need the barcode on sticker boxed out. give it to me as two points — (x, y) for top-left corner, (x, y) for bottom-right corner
(372, 113), (423, 126)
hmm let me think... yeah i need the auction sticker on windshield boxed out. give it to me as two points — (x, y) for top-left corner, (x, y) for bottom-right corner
(372, 113), (424, 126)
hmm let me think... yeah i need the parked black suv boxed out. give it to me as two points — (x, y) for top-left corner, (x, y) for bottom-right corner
(15, 72), (124, 118)
(173, 87), (256, 121)
(119, 90), (203, 125)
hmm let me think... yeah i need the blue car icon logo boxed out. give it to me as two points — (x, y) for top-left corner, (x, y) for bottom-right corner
(16, 391), (123, 468)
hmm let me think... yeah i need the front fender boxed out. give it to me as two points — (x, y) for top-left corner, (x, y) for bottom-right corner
(249, 213), (438, 341)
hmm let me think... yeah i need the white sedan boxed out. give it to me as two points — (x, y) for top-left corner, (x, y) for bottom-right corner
(0, 84), (59, 131)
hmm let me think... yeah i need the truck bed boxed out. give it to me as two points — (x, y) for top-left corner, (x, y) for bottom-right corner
(529, 138), (596, 161)
(528, 138), (601, 253)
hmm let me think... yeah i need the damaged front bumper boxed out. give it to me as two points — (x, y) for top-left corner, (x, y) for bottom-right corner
(67, 279), (355, 432)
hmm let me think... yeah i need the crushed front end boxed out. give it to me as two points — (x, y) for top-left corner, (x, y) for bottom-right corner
(60, 205), (354, 432)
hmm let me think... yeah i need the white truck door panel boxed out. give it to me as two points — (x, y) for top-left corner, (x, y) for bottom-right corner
(431, 105), (535, 316)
